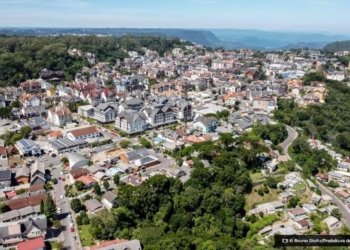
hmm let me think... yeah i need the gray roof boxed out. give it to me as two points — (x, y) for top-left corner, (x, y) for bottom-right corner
(126, 148), (150, 161)
(0, 210), (20, 222)
(49, 137), (87, 151)
(84, 199), (103, 212)
(0, 169), (11, 181)
(18, 206), (35, 217)
(102, 191), (118, 203)
(22, 214), (47, 234)
(95, 239), (142, 250)
(68, 152), (88, 167)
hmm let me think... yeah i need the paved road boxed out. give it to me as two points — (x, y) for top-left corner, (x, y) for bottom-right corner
(279, 125), (299, 160)
(52, 167), (82, 250)
(316, 180), (350, 229)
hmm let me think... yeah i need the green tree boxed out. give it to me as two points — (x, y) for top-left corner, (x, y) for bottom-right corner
(139, 137), (152, 148)
(119, 140), (131, 149)
(331, 208), (342, 220)
(265, 176), (278, 189)
(70, 199), (84, 213)
(93, 183), (102, 196)
(75, 181), (85, 191)
(44, 194), (56, 219)
(103, 180), (110, 190)
(113, 174), (120, 186)
(287, 196), (300, 208)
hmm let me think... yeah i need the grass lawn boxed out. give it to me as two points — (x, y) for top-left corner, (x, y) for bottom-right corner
(78, 225), (95, 247)
(294, 182), (306, 193)
(250, 171), (265, 184)
(245, 185), (280, 211)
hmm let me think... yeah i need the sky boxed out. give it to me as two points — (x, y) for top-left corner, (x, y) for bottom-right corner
(0, 0), (349, 34)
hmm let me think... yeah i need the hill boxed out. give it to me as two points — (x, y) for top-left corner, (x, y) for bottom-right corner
(0, 28), (221, 48)
(324, 40), (350, 52)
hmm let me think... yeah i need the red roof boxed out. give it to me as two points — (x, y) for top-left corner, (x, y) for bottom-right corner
(76, 175), (96, 186)
(5, 190), (17, 199)
(90, 239), (127, 250)
(69, 126), (99, 138)
(17, 237), (45, 250)
(0, 146), (7, 155)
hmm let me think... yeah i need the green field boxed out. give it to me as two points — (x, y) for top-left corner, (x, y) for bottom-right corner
(78, 225), (95, 247)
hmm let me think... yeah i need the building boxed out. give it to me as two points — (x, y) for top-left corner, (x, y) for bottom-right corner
(15, 167), (30, 184)
(47, 106), (72, 127)
(68, 152), (89, 170)
(102, 191), (118, 210)
(66, 126), (100, 141)
(193, 116), (218, 134)
(88, 239), (142, 250)
(17, 236), (45, 250)
(48, 137), (87, 154)
(93, 103), (117, 123)
(0, 169), (12, 189)
(84, 199), (104, 214)
(115, 111), (148, 134)
(15, 139), (41, 156)
(30, 161), (46, 186)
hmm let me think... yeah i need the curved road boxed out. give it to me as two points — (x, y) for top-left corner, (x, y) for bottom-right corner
(279, 125), (298, 161)
(280, 125), (350, 228)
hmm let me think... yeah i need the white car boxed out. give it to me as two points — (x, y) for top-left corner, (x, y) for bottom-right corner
(57, 208), (62, 213)
(60, 195), (64, 199)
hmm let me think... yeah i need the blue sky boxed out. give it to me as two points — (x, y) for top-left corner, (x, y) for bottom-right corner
(0, 0), (349, 34)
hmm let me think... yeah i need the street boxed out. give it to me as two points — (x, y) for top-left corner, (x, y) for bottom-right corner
(279, 125), (299, 159)
(52, 166), (81, 250)
(316, 180), (350, 229)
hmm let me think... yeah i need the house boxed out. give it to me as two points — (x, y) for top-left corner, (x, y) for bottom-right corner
(30, 161), (46, 186)
(294, 219), (310, 232)
(15, 139), (41, 156)
(141, 103), (177, 127)
(47, 106), (72, 127)
(336, 190), (350, 199)
(68, 152), (89, 170)
(84, 199), (104, 214)
(311, 193), (322, 205)
(0, 215), (47, 248)
(93, 103), (117, 123)
(102, 191), (118, 210)
(66, 126), (100, 141)
(193, 116), (218, 134)
(0, 169), (12, 189)
(0, 146), (8, 161)
(115, 110), (148, 134)
(120, 148), (160, 170)
(302, 203), (318, 214)
(288, 208), (307, 221)
(17, 236), (45, 250)
(68, 168), (90, 184)
(15, 167), (30, 184)
(88, 239), (142, 250)
(323, 216), (341, 231)
(315, 172), (329, 182)
(76, 175), (96, 189)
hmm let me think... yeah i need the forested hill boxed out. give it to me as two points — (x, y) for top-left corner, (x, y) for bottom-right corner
(274, 80), (350, 156)
(0, 35), (190, 87)
(324, 40), (350, 52)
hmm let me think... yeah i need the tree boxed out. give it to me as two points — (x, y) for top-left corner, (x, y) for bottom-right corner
(44, 194), (56, 219)
(219, 133), (234, 149)
(60, 157), (69, 164)
(93, 183), (102, 196)
(331, 208), (342, 220)
(139, 137), (152, 149)
(328, 180), (340, 188)
(287, 196), (300, 208)
(120, 140), (131, 149)
(70, 199), (84, 213)
(265, 176), (278, 189)
(75, 181), (85, 191)
(103, 180), (110, 190)
(113, 174), (120, 186)
(0, 202), (10, 213)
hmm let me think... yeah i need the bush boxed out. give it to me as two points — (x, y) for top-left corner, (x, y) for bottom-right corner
(257, 189), (265, 196)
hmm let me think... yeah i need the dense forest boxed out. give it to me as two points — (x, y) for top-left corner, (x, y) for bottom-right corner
(323, 40), (350, 52)
(0, 35), (189, 86)
(274, 80), (350, 156)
